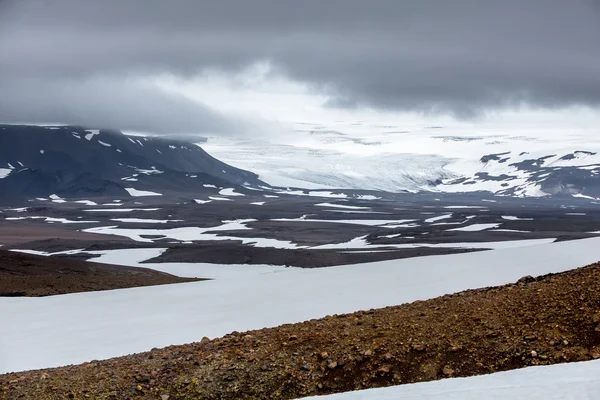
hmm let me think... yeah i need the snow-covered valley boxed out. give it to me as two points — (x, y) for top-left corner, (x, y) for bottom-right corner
(2, 236), (600, 374)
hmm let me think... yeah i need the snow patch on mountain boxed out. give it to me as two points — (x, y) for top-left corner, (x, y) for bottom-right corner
(124, 188), (162, 197)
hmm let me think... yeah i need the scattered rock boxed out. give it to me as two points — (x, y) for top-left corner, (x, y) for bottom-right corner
(411, 344), (426, 352)
(327, 361), (338, 370)
(442, 367), (455, 376)
(378, 366), (390, 374)
(517, 275), (535, 284)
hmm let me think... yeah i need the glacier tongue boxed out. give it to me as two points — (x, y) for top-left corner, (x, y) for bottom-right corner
(202, 123), (600, 198)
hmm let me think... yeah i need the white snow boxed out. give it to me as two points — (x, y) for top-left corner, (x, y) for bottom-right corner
(3, 237), (600, 373)
(97, 140), (111, 147)
(272, 216), (416, 228)
(444, 206), (485, 209)
(39, 149), (44, 154)
(502, 216), (534, 221)
(110, 218), (183, 224)
(74, 200), (98, 206)
(5, 216), (98, 224)
(0, 168), (12, 178)
(313, 236), (554, 250)
(355, 194), (381, 200)
(425, 214), (452, 223)
(308, 191), (348, 198)
(4, 207), (28, 212)
(219, 188), (245, 197)
(203, 184), (217, 188)
(276, 190), (350, 198)
(573, 193), (599, 200)
(209, 196), (233, 201)
(264, 194), (279, 198)
(134, 167), (163, 175)
(322, 209), (388, 214)
(81, 220), (303, 249)
(448, 223), (502, 232)
(250, 201), (266, 206)
(315, 203), (370, 210)
(193, 199), (213, 204)
(49, 194), (66, 203)
(200, 122), (600, 197)
(83, 208), (160, 212)
(298, 360), (600, 400)
(84, 129), (100, 140)
(124, 188), (163, 197)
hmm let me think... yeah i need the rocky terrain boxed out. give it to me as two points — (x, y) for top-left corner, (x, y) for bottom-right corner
(2, 262), (599, 399)
(0, 250), (200, 296)
(2, 191), (600, 268)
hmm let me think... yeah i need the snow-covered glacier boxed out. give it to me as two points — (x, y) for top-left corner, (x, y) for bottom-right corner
(202, 121), (600, 198)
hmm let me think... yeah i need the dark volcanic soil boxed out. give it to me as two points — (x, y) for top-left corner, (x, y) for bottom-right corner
(0, 223), (131, 247)
(0, 250), (201, 296)
(145, 244), (482, 267)
(2, 263), (600, 399)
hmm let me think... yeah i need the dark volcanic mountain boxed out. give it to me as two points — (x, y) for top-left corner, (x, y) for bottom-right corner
(0, 125), (262, 202)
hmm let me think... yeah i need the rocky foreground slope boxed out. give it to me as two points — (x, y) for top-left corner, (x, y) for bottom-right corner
(2, 262), (599, 399)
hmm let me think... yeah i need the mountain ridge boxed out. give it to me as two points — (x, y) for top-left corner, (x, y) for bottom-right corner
(0, 125), (262, 202)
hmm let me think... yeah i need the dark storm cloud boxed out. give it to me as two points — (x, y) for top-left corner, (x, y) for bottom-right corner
(1, 0), (600, 130)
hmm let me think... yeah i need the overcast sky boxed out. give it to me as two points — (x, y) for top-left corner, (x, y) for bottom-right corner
(1, 0), (600, 134)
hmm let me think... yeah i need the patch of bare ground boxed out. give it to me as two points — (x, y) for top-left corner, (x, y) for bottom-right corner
(2, 263), (600, 399)
(0, 250), (201, 297)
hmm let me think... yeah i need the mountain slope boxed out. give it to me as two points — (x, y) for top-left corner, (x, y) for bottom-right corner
(0, 125), (261, 202)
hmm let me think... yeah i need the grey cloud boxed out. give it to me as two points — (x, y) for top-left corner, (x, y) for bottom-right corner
(0, 77), (248, 134)
(1, 0), (600, 124)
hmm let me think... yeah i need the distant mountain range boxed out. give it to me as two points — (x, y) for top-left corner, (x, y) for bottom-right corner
(1, 124), (599, 204)
(0, 125), (262, 202)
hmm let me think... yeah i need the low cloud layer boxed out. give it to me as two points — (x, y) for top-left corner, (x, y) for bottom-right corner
(0, 77), (246, 134)
(1, 0), (600, 131)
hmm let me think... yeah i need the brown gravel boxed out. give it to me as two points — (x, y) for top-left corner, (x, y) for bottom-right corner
(0, 250), (201, 296)
(1, 262), (600, 399)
